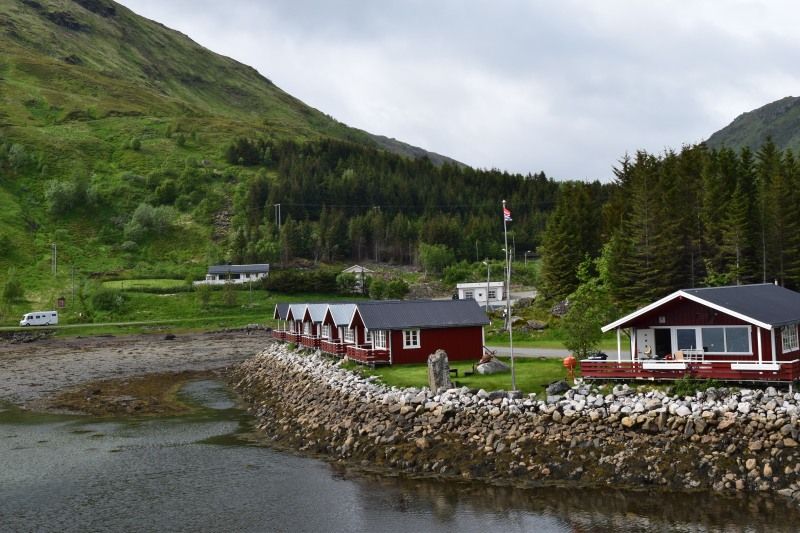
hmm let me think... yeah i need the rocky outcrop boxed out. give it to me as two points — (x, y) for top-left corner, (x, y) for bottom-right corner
(231, 345), (800, 500)
(427, 349), (453, 392)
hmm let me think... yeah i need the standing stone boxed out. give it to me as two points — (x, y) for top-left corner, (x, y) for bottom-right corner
(428, 349), (453, 393)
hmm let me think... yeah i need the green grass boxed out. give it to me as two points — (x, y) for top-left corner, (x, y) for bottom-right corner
(350, 357), (573, 397)
(102, 279), (186, 290)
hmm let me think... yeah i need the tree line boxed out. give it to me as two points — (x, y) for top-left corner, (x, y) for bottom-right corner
(539, 140), (800, 312)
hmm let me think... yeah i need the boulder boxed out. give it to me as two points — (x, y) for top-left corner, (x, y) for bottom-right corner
(476, 358), (510, 375)
(546, 380), (570, 395)
(427, 349), (453, 393)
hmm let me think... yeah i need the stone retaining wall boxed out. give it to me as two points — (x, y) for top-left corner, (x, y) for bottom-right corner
(231, 345), (800, 499)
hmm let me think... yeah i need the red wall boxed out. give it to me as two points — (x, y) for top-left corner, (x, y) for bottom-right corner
(389, 326), (484, 364)
(627, 297), (789, 362)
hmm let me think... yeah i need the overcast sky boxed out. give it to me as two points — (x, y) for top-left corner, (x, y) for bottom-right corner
(117, 0), (799, 181)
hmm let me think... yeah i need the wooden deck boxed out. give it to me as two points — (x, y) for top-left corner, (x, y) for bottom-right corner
(271, 330), (286, 341)
(300, 335), (321, 349)
(345, 344), (390, 365)
(320, 339), (348, 356)
(581, 359), (800, 382)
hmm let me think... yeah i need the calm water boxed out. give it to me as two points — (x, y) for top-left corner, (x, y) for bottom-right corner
(1, 381), (798, 532)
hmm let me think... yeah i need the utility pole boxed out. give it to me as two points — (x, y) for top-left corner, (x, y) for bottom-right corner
(71, 266), (75, 303)
(51, 242), (57, 276)
(273, 203), (281, 233)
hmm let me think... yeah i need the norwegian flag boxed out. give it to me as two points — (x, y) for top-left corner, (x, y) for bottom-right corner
(503, 206), (512, 222)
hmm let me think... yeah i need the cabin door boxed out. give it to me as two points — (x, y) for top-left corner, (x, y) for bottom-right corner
(636, 328), (655, 359)
(654, 329), (672, 358)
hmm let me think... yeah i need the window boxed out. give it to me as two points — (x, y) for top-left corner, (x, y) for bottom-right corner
(688, 326), (751, 354)
(343, 328), (355, 343)
(676, 329), (698, 350)
(700, 328), (725, 352)
(366, 330), (372, 344)
(403, 329), (420, 348)
(725, 327), (749, 353)
(464, 291), (474, 300)
(321, 324), (331, 339)
(303, 322), (311, 335)
(783, 325), (799, 353)
(373, 330), (387, 349)
(488, 290), (497, 299)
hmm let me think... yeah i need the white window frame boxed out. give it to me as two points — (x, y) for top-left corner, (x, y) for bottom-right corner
(366, 330), (372, 344)
(782, 324), (799, 353)
(304, 322), (311, 335)
(321, 324), (331, 339)
(403, 329), (420, 349)
(342, 328), (355, 343)
(670, 326), (752, 355)
(373, 330), (387, 349)
(464, 291), (474, 300)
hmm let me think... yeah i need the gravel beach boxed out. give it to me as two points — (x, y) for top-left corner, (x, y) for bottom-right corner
(0, 330), (274, 407)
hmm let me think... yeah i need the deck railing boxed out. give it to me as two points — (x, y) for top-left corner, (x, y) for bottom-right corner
(345, 343), (390, 365)
(320, 339), (348, 356)
(300, 335), (321, 349)
(581, 359), (800, 382)
(271, 330), (286, 341)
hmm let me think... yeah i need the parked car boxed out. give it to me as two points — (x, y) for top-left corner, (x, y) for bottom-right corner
(19, 311), (58, 326)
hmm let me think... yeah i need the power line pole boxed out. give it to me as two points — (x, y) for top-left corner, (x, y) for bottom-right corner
(51, 242), (57, 276)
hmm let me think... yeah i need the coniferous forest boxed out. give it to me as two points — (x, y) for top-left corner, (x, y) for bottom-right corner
(224, 136), (800, 313)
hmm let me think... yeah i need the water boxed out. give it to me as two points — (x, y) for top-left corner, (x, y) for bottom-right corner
(1, 381), (798, 532)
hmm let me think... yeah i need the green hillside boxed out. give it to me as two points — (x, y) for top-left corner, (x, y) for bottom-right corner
(705, 96), (800, 153)
(0, 0), (564, 326)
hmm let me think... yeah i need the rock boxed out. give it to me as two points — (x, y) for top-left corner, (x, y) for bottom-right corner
(738, 402), (751, 414)
(746, 458), (757, 470)
(427, 349), (453, 393)
(476, 358), (510, 375)
(415, 437), (430, 450)
(546, 380), (570, 395)
(523, 319), (547, 331)
(764, 463), (773, 477)
(621, 416), (635, 428)
(164, 334), (176, 340)
(675, 405), (692, 417)
(784, 438), (799, 448)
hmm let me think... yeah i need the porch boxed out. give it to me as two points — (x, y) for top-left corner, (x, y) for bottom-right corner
(345, 343), (390, 365)
(300, 335), (321, 349)
(581, 359), (800, 383)
(320, 339), (348, 356)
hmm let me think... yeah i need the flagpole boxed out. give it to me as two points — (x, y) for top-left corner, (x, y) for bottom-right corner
(502, 199), (516, 391)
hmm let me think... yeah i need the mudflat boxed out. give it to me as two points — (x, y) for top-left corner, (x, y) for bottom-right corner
(0, 330), (274, 410)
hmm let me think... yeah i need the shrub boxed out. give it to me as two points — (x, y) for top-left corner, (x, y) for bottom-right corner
(91, 288), (129, 312)
(124, 203), (177, 240)
(385, 279), (409, 299)
(419, 243), (455, 275)
(262, 269), (339, 294)
(1, 270), (24, 304)
(336, 272), (357, 294)
(369, 278), (387, 300)
(196, 283), (211, 309)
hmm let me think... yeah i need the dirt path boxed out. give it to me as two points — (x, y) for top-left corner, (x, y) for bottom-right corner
(0, 330), (274, 407)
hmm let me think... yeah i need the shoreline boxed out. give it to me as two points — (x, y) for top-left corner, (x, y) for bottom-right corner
(0, 330), (273, 411)
(232, 344), (800, 502)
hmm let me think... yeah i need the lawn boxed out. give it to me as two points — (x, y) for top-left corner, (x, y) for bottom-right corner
(350, 357), (574, 397)
(101, 279), (187, 290)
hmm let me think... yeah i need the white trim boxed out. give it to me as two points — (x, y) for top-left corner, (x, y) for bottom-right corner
(642, 361), (687, 370)
(403, 329), (420, 349)
(602, 289), (773, 333)
(731, 362), (780, 371)
(771, 328), (777, 364)
(616, 328), (621, 362)
(782, 324), (799, 353)
(758, 327), (763, 364)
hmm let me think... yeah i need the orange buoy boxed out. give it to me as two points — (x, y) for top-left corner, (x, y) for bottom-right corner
(563, 355), (577, 380)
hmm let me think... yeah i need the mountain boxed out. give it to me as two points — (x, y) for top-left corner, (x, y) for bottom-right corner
(705, 96), (800, 153)
(0, 0), (475, 279)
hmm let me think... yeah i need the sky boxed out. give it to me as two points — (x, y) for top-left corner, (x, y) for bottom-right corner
(117, 0), (800, 182)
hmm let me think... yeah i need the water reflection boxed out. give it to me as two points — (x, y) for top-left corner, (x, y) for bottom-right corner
(0, 382), (797, 533)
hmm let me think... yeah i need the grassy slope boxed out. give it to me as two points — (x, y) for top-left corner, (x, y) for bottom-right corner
(706, 96), (800, 153)
(0, 0), (390, 318)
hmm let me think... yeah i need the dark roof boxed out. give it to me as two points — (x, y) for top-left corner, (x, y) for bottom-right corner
(603, 283), (800, 332)
(352, 299), (489, 330)
(209, 264), (269, 275)
(683, 284), (800, 328)
(273, 303), (290, 320)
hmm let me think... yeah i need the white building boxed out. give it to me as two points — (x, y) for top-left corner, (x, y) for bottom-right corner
(457, 281), (505, 308)
(194, 264), (269, 285)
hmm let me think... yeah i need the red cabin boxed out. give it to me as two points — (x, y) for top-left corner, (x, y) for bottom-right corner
(583, 284), (800, 383)
(272, 299), (490, 366)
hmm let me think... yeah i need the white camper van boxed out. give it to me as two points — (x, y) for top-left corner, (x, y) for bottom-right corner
(19, 311), (58, 326)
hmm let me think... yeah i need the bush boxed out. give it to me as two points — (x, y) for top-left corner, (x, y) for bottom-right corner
(124, 203), (177, 240)
(336, 272), (358, 294)
(1, 270), (24, 304)
(419, 243), (455, 275)
(670, 376), (722, 397)
(262, 269), (339, 294)
(91, 288), (128, 313)
(385, 279), (409, 299)
(369, 278), (387, 299)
